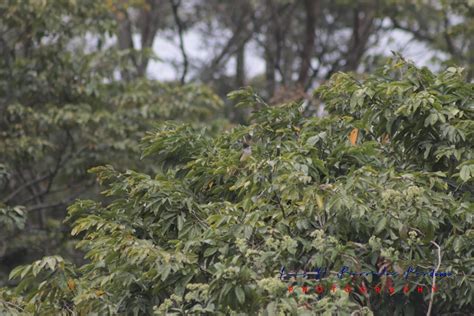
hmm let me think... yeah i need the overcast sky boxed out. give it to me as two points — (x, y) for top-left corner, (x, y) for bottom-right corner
(145, 26), (448, 83)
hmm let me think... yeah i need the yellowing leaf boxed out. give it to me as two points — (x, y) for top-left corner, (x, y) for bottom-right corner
(349, 128), (359, 145)
(316, 194), (324, 210)
(95, 290), (105, 296)
(67, 278), (76, 291)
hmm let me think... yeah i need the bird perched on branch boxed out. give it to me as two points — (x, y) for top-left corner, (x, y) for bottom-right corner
(240, 143), (252, 162)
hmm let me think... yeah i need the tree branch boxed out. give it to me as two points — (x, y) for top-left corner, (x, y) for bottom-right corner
(390, 17), (435, 43)
(200, 1), (295, 82)
(170, 0), (188, 84)
(26, 183), (92, 213)
(427, 241), (441, 316)
(2, 173), (50, 203)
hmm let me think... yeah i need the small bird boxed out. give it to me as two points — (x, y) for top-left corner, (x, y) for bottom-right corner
(240, 143), (252, 162)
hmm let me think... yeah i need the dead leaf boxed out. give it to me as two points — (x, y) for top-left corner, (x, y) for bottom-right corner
(67, 278), (76, 291)
(349, 128), (359, 145)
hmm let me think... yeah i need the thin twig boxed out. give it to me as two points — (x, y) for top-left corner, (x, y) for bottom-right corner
(427, 241), (441, 316)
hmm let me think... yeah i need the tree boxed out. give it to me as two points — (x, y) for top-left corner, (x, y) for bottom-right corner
(5, 58), (472, 315)
(0, 0), (223, 284)
(388, 0), (474, 80)
(94, 0), (474, 100)
(110, 0), (172, 79)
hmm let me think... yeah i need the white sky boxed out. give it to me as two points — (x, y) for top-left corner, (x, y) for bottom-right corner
(145, 27), (448, 82)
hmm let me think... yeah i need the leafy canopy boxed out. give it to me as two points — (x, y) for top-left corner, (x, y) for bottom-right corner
(0, 0), (224, 282)
(4, 58), (473, 315)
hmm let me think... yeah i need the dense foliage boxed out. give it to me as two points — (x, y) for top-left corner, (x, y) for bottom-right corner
(0, 0), (223, 283)
(1, 0), (473, 315)
(2, 58), (472, 315)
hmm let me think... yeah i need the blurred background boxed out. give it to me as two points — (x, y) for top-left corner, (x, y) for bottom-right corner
(111, 0), (473, 99)
(0, 0), (473, 285)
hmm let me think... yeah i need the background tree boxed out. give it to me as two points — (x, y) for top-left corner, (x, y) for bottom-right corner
(0, 0), (223, 284)
(95, 0), (474, 111)
(108, 1), (472, 88)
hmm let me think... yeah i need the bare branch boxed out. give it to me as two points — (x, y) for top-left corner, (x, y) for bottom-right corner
(390, 17), (435, 43)
(427, 241), (441, 316)
(2, 172), (50, 203)
(26, 183), (93, 213)
(170, 0), (188, 84)
(200, 1), (295, 82)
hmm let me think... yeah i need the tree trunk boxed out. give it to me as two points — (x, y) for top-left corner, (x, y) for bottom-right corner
(116, 11), (137, 81)
(265, 46), (275, 98)
(343, 8), (375, 72)
(235, 42), (246, 87)
(297, 0), (318, 87)
(137, 0), (161, 77)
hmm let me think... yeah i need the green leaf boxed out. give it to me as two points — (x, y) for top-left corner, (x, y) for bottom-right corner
(459, 165), (473, 182)
(203, 247), (218, 257)
(235, 286), (245, 304)
(375, 217), (387, 234)
(160, 265), (171, 281)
